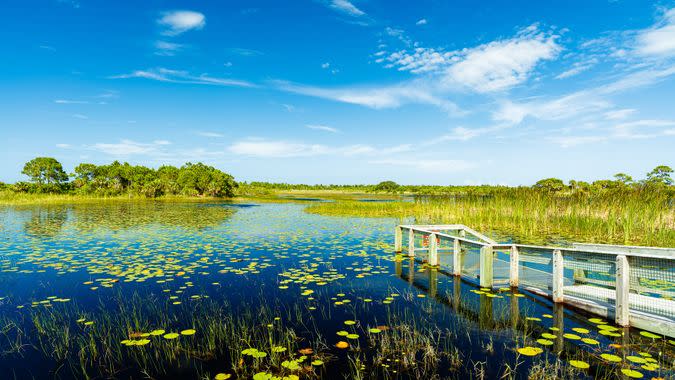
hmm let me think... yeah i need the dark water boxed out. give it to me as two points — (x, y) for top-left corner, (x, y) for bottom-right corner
(0, 202), (672, 379)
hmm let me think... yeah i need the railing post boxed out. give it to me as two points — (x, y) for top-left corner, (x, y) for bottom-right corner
(615, 255), (630, 327)
(480, 245), (494, 288)
(408, 228), (415, 257)
(552, 249), (564, 303)
(453, 238), (462, 276)
(428, 233), (438, 266)
(394, 226), (403, 253)
(509, 245), (519, 287)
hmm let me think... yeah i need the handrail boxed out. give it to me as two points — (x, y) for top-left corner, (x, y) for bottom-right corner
(394, 223), (675, 338)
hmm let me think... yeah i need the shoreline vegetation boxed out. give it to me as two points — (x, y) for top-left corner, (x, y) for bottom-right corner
(1, 157), (674, 247)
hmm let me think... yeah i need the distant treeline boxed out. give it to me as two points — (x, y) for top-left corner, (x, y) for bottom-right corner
(0, 157), (237, 197)
(239, 166), (675, 196)
(0, 157), (672, 199)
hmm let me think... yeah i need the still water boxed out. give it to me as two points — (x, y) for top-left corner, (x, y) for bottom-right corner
(0, 201), (672, 379)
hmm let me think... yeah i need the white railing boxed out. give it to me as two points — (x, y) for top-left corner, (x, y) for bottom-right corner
(395, 224), (675, 338)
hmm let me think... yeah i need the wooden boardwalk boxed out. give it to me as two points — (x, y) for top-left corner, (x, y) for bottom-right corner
(395, 224), (675, 338)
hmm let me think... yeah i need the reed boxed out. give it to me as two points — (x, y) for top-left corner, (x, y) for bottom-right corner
(305, 190), (675, 247)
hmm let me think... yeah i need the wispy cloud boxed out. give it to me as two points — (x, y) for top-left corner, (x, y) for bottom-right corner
(154, 40), (183, 56)
(368, 159), (475, 172)
(157, 10), (205, 36)
(381, 25), (561, 93)
(327, 0), (365, 17)
(306, 124), (340, 133)
(72, 113), (88, 119)
(228, 139), (410, 158)
(416, 19), (428, 26)
(90, 140), (165, 156)
(196, 131), (224, 138)
(636, 8), (675, 57)
(56, 143), (71, 148)
(228, 47), (264, 57)
(111, 67), (256, 88)
(54, 99), (89, 104)
(555, 58), (598, 79)
(272, 79), (462, 114)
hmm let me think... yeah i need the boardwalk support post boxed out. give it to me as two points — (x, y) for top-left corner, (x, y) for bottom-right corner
(408, 228), (415, 257)
(429, 233), (439, 266)
(394, 226), (403, 253)
(509, 245), (519, 287)
(552, 249), (564, 303)
(480, 245), (494, 288)
(453, 238), (462, 276)
(616, 255), (630, 327)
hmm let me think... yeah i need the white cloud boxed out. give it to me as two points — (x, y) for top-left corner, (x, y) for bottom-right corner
(416, 19), (427, 26)
(153, 140), (171, 145)
(196, 131), (224, 138)
(158, 10), (205, 36)
(90, 140), (162, 156)
(306, 124), (340, 133)
(54, 99), (89, 104)
(321, 62), (331, 69)
(636, 8), (675, 57)
(228, 139), (411, 158)
(613, 119), (675, 139)
(368, 159), (475, 172)
(273, 79), (462, 114)
(604, 108), (636, 120)
(154, 41), (183, 56)
(549, 135), (607, 148)
(445, 26), (561, 92)
(72, 113), (88, 119)
(555, 58), (598, 79)
(112, 67), (256, 88)
(328, 0), (365, 17)
(56, 143), (71, 148)
(381, 25), (561, 93)
(228, 140), (330, 157)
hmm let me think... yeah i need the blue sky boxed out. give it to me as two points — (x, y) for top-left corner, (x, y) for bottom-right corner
(1, 0), (674, 185)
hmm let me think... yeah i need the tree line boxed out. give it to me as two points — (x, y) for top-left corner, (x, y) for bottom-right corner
(239, 165), (674, 196)
(0, 157), (672, 198)
(0, 157), (237, 197)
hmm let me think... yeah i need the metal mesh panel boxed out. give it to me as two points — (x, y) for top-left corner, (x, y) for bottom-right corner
(627, 256), (675, 320)
(492, 248), (511, 285)
(437, 234), (454, 272)
(460, 240), (482, 281)
(561, 250), (616, 305)
(518, 247), (553, 291)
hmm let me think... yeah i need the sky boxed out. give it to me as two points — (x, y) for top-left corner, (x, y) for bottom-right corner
(1, 0), (675, 185)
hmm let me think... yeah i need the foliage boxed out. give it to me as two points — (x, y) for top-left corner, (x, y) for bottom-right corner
(10, 157), (237, 198)
(373, 180), (400, 193)
(22, 157), (69, 186)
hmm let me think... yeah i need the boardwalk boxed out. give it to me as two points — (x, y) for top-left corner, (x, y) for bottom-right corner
(395, 224), (675, 338)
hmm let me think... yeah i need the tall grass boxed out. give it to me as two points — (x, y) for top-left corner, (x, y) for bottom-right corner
(306, 190), (675, 247)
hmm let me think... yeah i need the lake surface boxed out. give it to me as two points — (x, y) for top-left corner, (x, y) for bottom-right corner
(0, 201), (672, 379)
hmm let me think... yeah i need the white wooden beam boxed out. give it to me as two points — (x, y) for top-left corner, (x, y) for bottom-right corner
(509, 245), (519, 287)
(453, 238), (462, 276)
(552, 249), (564, 303)
(480, 245), (494, 288)
(428, 233), (439, 266)
(615, 255), (630, 327)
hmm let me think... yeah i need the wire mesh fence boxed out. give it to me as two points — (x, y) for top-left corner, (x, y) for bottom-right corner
(627, 255), (675, 320)
(561, 249), (617, 305)
(517, 246), (553, 291)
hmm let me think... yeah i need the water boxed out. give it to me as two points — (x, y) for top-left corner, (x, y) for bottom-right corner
(0, 201), (672, 379)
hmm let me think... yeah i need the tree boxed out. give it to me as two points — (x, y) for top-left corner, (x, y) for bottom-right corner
(373, 181), (400, 193)
(22, 157), (68, 185)
(533, 178), (565, 192)
(646, 165), (673, 186)
(614, 173), (633, 184)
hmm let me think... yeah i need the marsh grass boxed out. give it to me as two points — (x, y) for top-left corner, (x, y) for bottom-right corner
(306, 191), (675, 247)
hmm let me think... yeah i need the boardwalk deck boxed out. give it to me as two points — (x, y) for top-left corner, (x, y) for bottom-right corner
(395, 224), (675, 338)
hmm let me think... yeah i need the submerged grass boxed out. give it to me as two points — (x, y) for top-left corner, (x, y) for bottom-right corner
(305, 190), (675, 247)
